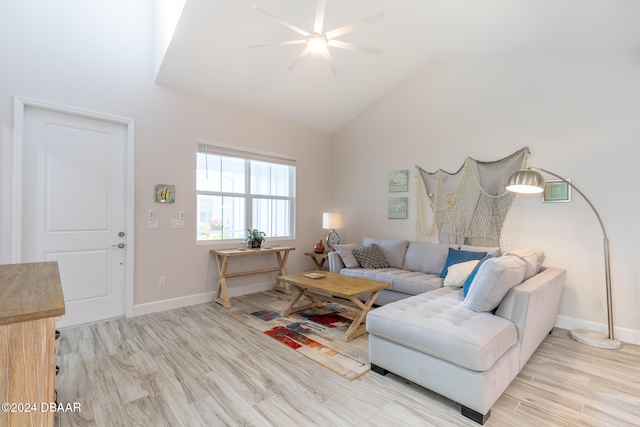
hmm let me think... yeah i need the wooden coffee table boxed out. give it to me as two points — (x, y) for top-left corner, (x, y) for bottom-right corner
(276, 270), (389, 342)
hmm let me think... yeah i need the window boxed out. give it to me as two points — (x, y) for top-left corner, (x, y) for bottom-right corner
(196, 141), (296, 242)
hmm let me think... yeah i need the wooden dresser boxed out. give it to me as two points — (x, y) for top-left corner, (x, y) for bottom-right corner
(0, 262), (65, 427)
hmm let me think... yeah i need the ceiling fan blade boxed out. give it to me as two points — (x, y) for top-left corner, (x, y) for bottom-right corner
(287, 47), (311, 71)
(327, 39), (381, 55)
(251, 6), (310, 37)
(314, 0), (327, 34)
(324, 12), (386, 39)
(250, 40), (306, 49)
(321, 49), (340, 75)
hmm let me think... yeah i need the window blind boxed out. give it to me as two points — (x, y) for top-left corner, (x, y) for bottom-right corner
(196, 139), (296, 167)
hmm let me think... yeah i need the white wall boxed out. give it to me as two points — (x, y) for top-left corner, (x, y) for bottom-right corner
(3, 1), (639, 344)
(0, 1), (333, 313)
(333, 50), (640, 344)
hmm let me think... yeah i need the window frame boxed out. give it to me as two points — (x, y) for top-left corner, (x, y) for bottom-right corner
(195, 139), (296, 245)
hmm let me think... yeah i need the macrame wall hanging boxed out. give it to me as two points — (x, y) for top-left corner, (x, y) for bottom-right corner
(416, 147), (530, 248)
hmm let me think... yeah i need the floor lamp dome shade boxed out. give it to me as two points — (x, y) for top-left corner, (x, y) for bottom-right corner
(505, 169), (546, 194)
(506, 167), (620, 350)
(322, 212), (344, 250)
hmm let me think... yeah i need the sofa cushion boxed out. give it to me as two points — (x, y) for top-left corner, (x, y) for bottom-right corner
(440, 248), (487, 278)
(463, 255), (527, 312)
(503, 248), (545, 280)
(363, 238), (409, 269)
(352, 244), (389, 269)
(390, 273), (442, 295)
(334, 243), (360, 269)
(366, 288), (518, 371)
(444, 260), (479, 288)
(403, 243), (459, 274)
(340, 268), (442, 295)
(460, 244), (501, 258)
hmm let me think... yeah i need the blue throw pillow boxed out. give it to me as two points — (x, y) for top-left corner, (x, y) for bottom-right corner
(463, 255), (492, 296)
(440, 248), (487, 279)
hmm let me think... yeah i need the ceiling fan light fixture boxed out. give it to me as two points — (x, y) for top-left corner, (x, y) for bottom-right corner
(251, 2), (385, 74)
(307, 33), (328, 53)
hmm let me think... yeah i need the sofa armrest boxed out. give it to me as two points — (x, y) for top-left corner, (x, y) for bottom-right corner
(496, 267), (566, 369)
(328, 251), (344, 273)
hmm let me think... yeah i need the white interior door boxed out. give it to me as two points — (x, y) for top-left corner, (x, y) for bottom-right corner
(20, 105), (129, 328)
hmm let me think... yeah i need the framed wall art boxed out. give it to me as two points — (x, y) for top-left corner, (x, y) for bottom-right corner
(388, 197), (408, 219)
(542, 179), (571, 203)
(389, 170), (409, 192)
(155, 184), (175, 203)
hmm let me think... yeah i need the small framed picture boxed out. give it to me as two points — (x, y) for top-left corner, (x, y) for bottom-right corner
(543, 180), (571, 203)
(388, 197), (408, 219)
(155, 184), (175, 203)
(389, 170), (409, 192)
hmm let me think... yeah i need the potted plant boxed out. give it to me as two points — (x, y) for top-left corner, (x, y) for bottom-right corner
(245, 228), (266, 249)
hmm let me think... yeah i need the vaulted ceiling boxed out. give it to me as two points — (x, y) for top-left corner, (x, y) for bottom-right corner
(156, 0), (640, 133)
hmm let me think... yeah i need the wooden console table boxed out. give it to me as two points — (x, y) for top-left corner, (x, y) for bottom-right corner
(0, 261), (65, 427)
(210, 246), (295, 308)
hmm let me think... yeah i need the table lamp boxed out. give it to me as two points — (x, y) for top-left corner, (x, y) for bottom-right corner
(322, 212), (344, 251)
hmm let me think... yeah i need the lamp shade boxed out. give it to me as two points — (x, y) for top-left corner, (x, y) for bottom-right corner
(505, 170), (546, 194)
(322, 212), (344, 229)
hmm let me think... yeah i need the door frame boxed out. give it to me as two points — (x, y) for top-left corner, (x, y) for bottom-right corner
(13, 96), (135, 318)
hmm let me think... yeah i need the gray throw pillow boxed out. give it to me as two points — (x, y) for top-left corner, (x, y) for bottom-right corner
(463, 255), (527, 312)
(503, 248), (545, 280)
(334, 243), (360, 269)
(352, 244), (389, 269)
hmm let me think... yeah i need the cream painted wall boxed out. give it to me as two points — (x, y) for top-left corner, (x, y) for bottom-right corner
(0, 1), (333, 313)
(333, 50), (640, 344)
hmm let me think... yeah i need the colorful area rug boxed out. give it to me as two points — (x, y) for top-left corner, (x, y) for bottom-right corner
(229, 299), (370, 380)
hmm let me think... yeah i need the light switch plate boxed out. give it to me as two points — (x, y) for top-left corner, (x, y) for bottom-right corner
(148, 219), (159, 229)
(171, 219), (185, 229)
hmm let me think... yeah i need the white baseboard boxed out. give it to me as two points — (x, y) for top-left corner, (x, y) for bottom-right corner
(132, 281), (274, 317)
(556, 315), (640, 346)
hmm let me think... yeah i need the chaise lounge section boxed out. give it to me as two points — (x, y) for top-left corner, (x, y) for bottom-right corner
(367, 266), (565, 423)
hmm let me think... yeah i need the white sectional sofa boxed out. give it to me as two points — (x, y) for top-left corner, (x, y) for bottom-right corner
(329, 238), (566, 424)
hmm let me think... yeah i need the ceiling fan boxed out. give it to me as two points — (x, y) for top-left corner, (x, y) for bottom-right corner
(250, 0), (385, 74)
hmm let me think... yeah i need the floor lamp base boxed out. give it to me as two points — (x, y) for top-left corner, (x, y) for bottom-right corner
(570, 329), (621, 350)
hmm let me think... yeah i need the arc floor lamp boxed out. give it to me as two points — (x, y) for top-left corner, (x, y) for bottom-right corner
(506, 167), (621, 350)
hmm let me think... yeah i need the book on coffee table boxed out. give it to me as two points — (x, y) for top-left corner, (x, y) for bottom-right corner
(303, 272), (325, 279)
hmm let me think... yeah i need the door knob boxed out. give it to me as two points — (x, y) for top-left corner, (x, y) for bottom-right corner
(112, 243), (125, 249)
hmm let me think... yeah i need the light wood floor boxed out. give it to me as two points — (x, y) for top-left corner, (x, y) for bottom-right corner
(54, 290), (640, 426)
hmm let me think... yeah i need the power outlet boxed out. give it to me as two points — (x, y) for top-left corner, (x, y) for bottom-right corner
(159, 276), (166, 286)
